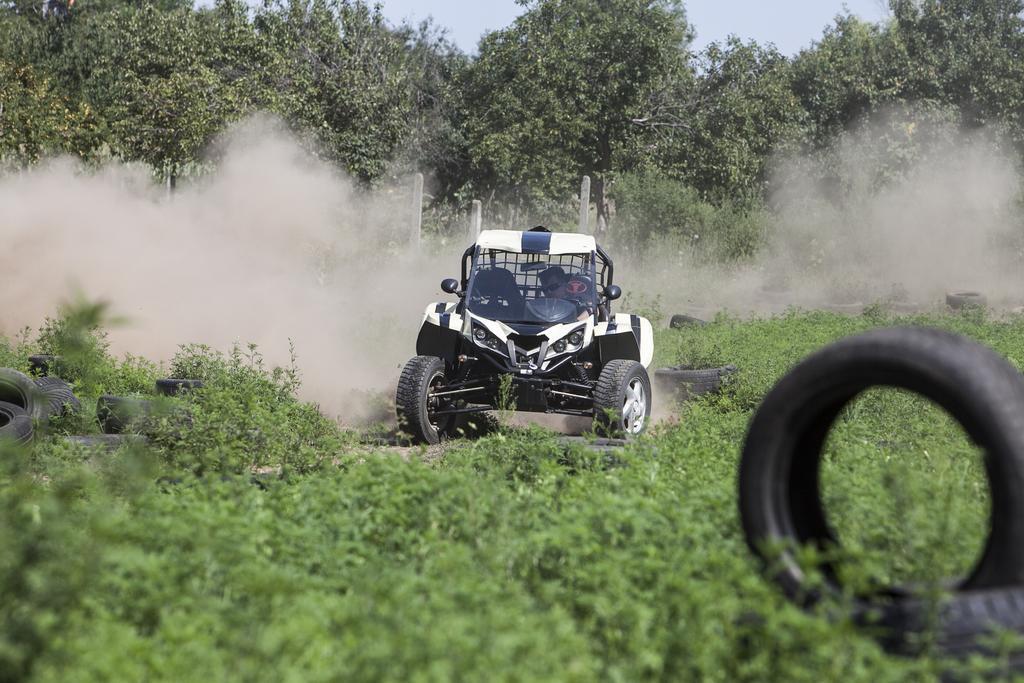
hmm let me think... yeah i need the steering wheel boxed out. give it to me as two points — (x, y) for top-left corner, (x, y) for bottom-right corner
(565, 277), (594, 316)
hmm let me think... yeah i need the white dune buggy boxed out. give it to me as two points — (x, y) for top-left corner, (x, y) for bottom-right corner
(396, 227), (654, 444)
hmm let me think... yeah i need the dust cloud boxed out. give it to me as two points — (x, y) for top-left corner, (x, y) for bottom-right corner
(619, 113), (1024, 321)
(4, 113), (1023, 428)
(0, 117), (462, 421)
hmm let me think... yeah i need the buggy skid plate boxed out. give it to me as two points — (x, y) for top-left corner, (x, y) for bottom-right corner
(431, 377), (594, 416)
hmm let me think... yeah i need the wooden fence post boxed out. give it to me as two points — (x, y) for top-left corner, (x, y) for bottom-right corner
(578, 175), (591, 234)
(470, 199), (482, 239)
(410, 173), (424, 249)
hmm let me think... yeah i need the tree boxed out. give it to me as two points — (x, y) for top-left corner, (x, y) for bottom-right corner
(84, 0), (270, 184)
(888, 0), (1024, 143)
(0, 60), (97, 167)
(389, 19), (469, 200)
(256, 0), (414, 182)
(790, 14), (897, 147)
(460, 0), (692, 232)
(649, 38), (807, 203)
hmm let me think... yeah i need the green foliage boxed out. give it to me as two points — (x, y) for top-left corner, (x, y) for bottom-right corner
(34, 299), (158, 399)
(459, 0), (692, 210)
(790, 14), (897, 147)
(8, 0), (1024, 242)
(0, 449), (103, 682)
(84, 0), (270, 180)
(649, 38), (807, 203)
(155, 342), (345, 475)
(613, 170), (767, 261)
(255, 0), (415, 182)
(0, 59), (98, 167)
(1, 310), (1022, 679)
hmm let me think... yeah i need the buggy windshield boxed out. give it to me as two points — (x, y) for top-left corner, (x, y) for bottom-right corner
(466, 249), (598, 324)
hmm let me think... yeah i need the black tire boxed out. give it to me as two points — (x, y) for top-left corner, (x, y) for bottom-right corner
(865, 586), (1024, 658)
(0, 401), (33, 445)
(396, 356), (454, 445)
(34, 377), (81, 418)
(155, 378), (205, 396)
(593, 359), (652, 437)
(739, 327), (1024, 606)
(96, 395), (154, 435)
(28, 354), (60, 377)
(947, 291), (987, 310)
(669, 314), (707, 329)
(654, 365), (736, 401)
(0, 368), (47, 422)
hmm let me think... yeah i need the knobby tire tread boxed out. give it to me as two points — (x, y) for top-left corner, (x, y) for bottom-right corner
(396, 356), (446, 445)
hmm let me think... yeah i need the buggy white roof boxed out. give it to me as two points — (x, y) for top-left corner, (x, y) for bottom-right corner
(475, 229), (596, 255)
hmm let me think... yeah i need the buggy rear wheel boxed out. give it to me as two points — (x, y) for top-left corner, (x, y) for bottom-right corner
(593, 359), (652, 437)
(396, 355), (455, 445)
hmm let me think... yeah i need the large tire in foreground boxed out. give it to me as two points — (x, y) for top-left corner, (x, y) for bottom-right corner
(395, 356), (453, 445)
(739, 327), (1024, 652)
(34, 377), (81, 418)
(0, 401), (32, 445)
(593, 359), (652, 437)
(0, 368), (47, 421)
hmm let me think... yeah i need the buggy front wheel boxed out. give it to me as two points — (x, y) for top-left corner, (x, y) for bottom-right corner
(593, 359), (652, 437)
(396, 355), (455, 445)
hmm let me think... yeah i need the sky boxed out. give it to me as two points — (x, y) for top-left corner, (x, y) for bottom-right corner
(379, 1), (892, 56)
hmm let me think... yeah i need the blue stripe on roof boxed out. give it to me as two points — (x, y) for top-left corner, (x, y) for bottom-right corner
(521, 231), (552, 253)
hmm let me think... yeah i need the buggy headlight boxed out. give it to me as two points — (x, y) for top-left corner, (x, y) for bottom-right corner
(549, 326), (585, 356)
(472, 323), (504, 353)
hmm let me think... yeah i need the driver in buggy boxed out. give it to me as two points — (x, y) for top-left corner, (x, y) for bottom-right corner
(539, 266), (593, 322)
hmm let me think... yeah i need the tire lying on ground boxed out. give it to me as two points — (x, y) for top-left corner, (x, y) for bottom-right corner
(871, 586), (1024, 659)
(669, 314), (707, 329)
(947, 291), (987, 310)
(0, 368), (48, 421)
(96, 395), (155, 435)
(34, 376), (81, 418)
(0, 401), (33, 445)
(655, 365), (736, 402)
(739, 327), (1024, 657)
(155, 378), (204, 396)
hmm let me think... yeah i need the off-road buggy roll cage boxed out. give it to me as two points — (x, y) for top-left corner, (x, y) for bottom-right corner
(459, 243), (616, 315)
(398, 228), (653, 444)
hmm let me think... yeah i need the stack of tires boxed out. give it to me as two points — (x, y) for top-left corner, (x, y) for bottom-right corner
(739, 328), (1024, 664)
(0, 354), (204, 447)
(0, 366), (80, 444)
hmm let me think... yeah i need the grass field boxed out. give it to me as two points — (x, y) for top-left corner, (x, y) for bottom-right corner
(1, 305), (1020, 681)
